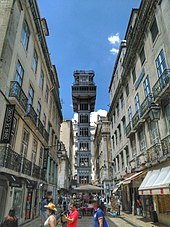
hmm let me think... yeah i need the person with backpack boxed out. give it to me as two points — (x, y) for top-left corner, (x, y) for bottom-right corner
(1, 208), (18, 227)
(92, 198), (109, 227)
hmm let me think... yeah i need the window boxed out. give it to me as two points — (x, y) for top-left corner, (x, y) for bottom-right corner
(39, 71), (44, 90)
(117, 156), (120, 171)
(31, 139), (38, 164)
(79, 176), (89, 184)
(112, 135), (115, 150)
(80, 114), (88, 123)
(125, 83), (129, 97)
(10, 117), (17, 149)
(80, 128), (89, 137)
(148, 121), (159, 144)
(165, 104), (170, 133)
(139, 128), (146, 152)
(21, 129), (29, 157)
(139, 47), (146, 65)
(126, 148), (129, 165)
(128, 106), (132, 123)
(118, 124), (121, 139)
(37, 101), (41, 119)
(45, 85), (49, 102)
(120, 95), (124, 109)
(14, 61), (24, 86)
(132, 67), (136, 84)
(79, 157), (89, 167)
(32, 49), (38, 73)
(150, 17), (159, 43)
(135, 93), (141, 115)
(43, 113), (46, 128)
(115, 130), (118, 145)
(158, 195), (170, 214)
(28, 85), (34, 105)
(143, 75), (151, 98)
(155, 49), (167, 78)
(39, 147), (44, 168)
(116, 103), (119, 117)
(80, 104), (88, 111)
(113, 112), (116, 123)
(122, 117), (126, 135)
(121, 152), (124, 169)
(21, 20), (30, 50)
(80, 142), (89, 150)
(131, 136), (136, 156)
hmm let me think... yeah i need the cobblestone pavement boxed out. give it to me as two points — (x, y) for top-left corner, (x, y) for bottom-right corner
(20, 216), (116, 227)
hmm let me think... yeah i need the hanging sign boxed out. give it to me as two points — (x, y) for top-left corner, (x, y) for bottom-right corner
(1, 105), (15, 143)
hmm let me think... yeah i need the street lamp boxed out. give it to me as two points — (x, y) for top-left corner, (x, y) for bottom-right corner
(149, 105), (161, 121)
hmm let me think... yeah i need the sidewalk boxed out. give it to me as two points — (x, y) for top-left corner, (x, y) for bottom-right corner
(108, 211), (168, 227)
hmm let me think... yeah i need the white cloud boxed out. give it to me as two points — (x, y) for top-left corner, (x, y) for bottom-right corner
(108, 33), (120, 45)
(110, 48), (119, 55)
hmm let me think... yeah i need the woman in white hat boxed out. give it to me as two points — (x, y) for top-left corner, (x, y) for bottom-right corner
(44, 202), (58, 227)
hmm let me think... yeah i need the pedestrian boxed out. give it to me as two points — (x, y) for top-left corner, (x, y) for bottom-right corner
(117, 196), (121, 216)
(1, 208), (18, 227)
(64, 201), (79, 227)
(44, 202), (58, 227)
(40, 197), (48, 226)
(92, 198), (108, 227)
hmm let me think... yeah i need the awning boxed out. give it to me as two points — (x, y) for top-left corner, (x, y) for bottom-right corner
(139, 166), (170, 195)
(116, 171), (143, 186)
(74, 184), (103, 192)
(112, 187), (119, 194)
(2, 173), (22, 188)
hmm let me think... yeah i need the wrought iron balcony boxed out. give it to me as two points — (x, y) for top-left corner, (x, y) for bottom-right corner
(32, 164), (40, 179)
(37, 118), (44, 137)
(43, 129), (49, 144)
(22, 157), (32, 176)
(126, 122), (135, 138)
(40, 168), (46, 181)
(9, 81), (28, 112)
(26, 104), (37, 126)
(152, 69), (170, 101)
(147, 143), (162, 163)
(132, 111), (140, 129)
(0, 145), (21, 172)
(161, 135), (170, 156)
(140, 95), (153, 118)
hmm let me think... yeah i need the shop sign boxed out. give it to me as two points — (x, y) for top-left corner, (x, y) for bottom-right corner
(43, 148), (49, 169)
(1, 105), (15, 143)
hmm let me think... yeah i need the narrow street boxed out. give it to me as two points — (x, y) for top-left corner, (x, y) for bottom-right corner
(20, 216), (116, 227)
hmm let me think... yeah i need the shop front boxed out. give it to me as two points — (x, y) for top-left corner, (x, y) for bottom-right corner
(139, 166), (170, 226)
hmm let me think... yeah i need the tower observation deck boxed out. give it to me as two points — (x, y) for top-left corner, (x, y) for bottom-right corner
(72, 70), (96, 185)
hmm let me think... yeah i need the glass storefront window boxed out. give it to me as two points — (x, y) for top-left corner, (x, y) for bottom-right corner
(25, 190), (33, 220)
(13, 189), (23, 219)
(157, 195), (170, 214)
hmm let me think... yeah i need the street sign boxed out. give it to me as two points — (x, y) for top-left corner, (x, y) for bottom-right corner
(0, 104), (15, 143)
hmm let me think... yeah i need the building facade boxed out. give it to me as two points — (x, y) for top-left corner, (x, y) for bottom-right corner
(109, 0), (170, 225)
(59, 120), (74, 191)
(72, 70), (96, 185)
(0, 0), (62, 223)
(93, 116), (113, 196)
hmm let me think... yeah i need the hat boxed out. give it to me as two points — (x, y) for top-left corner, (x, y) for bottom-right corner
(44, 202), (57, 211)
(92, 198), (99, 203)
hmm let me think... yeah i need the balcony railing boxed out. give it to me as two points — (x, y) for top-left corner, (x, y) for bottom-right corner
(161, 135), (170, 156)
(0, 145), (21, 172)
(0, 145), (45, 180)
(152, 69), (170, 99)
(26, 104), (37, 126)
(43, 129), (49, 144)
(132, 111), (140, 129)
(141, 95), (153, 118)
(9, 81), (28, 112)
(37, 118), (44, 137)
(147, 143), (162, 163)
(126, 122), (132, 136)
(32, 164), (40, 179)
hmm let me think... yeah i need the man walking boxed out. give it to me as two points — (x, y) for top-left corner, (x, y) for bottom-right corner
(92, 198), (108, 227)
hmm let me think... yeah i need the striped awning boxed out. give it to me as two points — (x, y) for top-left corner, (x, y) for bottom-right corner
(139, 166), (170, 195)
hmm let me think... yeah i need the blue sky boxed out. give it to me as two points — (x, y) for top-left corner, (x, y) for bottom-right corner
(38, 0), (141, 120)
